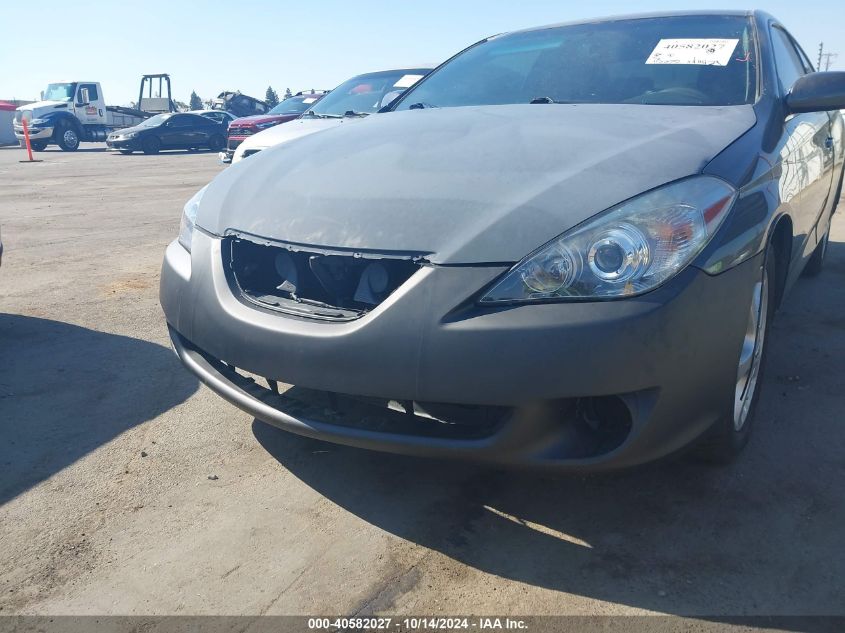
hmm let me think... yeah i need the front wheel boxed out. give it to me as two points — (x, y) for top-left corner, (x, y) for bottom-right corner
(55, 122), (80, 151)
(30, 140), (48, 151)
(208, 134), (225, 152)
(698, 247), (776, 461)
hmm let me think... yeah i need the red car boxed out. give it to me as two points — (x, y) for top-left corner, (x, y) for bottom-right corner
(220, 91), (326, 163)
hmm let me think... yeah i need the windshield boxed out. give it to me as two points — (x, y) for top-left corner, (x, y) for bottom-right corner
(269, 96), (320, 115)
(396, 16), (757, 109)
(308, 70), (428, 116)
(44, 83), (77, 102)
(137, 113), (174, 128)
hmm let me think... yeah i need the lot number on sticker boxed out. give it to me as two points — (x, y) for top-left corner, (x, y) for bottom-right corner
(646, 38), (739, 66)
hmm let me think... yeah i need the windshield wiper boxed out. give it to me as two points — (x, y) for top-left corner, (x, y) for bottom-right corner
(302, 112), (342, 119)
(529, 96), (566, 104)
(408, 102), (438, 110)
(343, 110), (370, 117)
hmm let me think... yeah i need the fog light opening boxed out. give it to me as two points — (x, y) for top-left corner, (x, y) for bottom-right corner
(570, 396), (633, 457)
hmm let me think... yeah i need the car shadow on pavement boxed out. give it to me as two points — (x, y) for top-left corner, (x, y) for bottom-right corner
(112, 149), (221, 157)
(30, 148), (108, 154)
(0, 314), (199, 506)
(254, 238), (845, 623)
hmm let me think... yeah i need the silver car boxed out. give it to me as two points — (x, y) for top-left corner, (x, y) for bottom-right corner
(161, 11), (845, 470)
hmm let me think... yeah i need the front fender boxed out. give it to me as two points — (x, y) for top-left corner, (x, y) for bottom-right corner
(38, 110), (81, 133)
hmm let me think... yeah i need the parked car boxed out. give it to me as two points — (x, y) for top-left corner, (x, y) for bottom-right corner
(106, 112), (227, 154)
(161, 11), (844, 470)
(232, 68), (431, 163)
(193, 109), (236, 127)
(221, 91), (327, 163)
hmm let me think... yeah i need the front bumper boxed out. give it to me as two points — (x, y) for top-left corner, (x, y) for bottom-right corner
(106, 137), (139, 150)
(232, 146), (263, 163)
(13, 124), (53, 141)
(226, 135), (248, 151)
(161, 232), (760, 470)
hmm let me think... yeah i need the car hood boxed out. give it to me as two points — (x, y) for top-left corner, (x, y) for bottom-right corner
(199, 104), (756, 264)
(17, 100), (69, 116)
(113, 123), (152, 135)
(230, 113), (297, 126)
(238, 117), (348, 151)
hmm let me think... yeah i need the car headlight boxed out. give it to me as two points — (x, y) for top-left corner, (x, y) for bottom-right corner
(255, 121), (278, 129)
(123, 132), (138, 139)
(29, 118), (48, 126)
(178, 185), (208, 252)
(479, 176), (736, 303)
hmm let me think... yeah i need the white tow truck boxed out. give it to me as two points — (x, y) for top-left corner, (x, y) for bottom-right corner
(12, 74), (176, 151)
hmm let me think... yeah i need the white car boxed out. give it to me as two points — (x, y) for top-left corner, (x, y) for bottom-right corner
(232, 68), (430, 163)
(192, 109), (236, 127)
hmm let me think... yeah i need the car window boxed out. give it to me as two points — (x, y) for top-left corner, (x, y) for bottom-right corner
(269, 97), (319, 115)
(396, 16), (757, 109)
(311, 70), (429, 115)
(78, 83), (99, 102)
(794, 40), (816, 74)
(45, 83), (76, 101)
(169, 115), (195, 128)
(137, 113), (172, 127)
(770, 26), (808, 93)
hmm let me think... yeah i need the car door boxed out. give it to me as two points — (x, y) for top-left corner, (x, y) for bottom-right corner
(190, 115), (217, 146)
(161, 114), (195, 148)
(158, 115), (184, 148)
(75, 83), (106, 125)
(771, 25), (835, 259)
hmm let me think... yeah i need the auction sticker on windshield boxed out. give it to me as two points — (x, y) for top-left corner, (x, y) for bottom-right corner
(393, 74), (424, 88)
(646, 38), (739, 66)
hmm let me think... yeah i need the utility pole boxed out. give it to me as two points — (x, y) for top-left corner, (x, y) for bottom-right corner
(817, 42), (823, 70)
(820, 52), (838, 71)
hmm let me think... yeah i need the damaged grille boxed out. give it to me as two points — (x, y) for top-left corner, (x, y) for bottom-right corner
(230, 370), (509, 440)
(226, 236), (425, 320)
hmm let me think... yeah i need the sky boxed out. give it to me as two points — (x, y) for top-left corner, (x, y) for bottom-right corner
(1, 0), (843, 106)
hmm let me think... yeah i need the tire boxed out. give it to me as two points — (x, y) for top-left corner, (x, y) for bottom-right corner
(119, 150), (133, 155)
(698, 246), (776, 462)
(30, 140), (48, 151)
(208, 134), (225, 152)
(141, 136), (161, 155)
(54, 121), (80, 151)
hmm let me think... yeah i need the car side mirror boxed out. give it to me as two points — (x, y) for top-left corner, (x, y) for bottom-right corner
(77, 87), (90, 105)
(786, 71), (845, 114)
